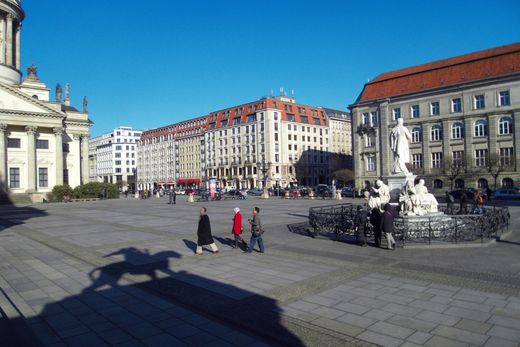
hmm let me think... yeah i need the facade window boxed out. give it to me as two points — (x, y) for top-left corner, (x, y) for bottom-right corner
(499, 90), (510, 106)
(275, 154), (279, 162)
(412, 154), (423, 169)
(115, 160), (121, 165)
(115, 152), (121, 158)
(498, 116), (513, 135)
(430, 125), (442, 142)
(474, 94), (485, 109)
(274, 112), (278, 121)
(433, 179), (443, 189)
(502, 177), (514, 188)
(247, 114), (256, 122)
(38, 168), (48, 187)
(431, 152), (443, 168)
(115, 145), (122, 150)
(474, 119), (488, 137)
(411, 105), (420, 118)
(362, 113), (369, 124)
(370, 112), (378, 126)
(451, 122), (464, 139)
(452, 151), (464, 166)
(500, 147), (514, 166)
(63, 143), (70, 153)
(300, 116), (308, 124)
(411, 127), (422, 143)
(9, 167), (20, 188)
(454, 178), (465, 189)
(115, 168), (121, 173)
(392, 108), (401, 120)
(475, 149), (488, 167)
(451, 98), (462, 113)
(365, 134), (375, 147)
(313, 118), (320, 125)
(366, 156), (376, 172)
(430, 101), (440, 115)
(36, 139), (49, 149)
(234, 118), (241, 125)
(7, 138), (21, 148)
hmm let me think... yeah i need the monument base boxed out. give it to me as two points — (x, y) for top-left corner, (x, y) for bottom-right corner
(387, 174), (415, 202)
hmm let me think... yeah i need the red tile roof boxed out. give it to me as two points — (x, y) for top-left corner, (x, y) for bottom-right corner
(355, 42), (520, 103)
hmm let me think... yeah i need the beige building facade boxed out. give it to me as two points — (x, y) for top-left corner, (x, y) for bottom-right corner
(0, 0), (91, 202)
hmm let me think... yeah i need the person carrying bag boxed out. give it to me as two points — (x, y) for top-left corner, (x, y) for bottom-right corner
(246, 206), (264, 253)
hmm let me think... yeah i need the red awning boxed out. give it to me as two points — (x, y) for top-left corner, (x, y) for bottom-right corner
(177, 178), (202, 184)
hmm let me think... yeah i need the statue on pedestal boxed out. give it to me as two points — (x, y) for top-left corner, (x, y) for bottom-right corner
(365, 179), (390, 212)
(390, 118), (412, 175)
(399, 179), (439, 216)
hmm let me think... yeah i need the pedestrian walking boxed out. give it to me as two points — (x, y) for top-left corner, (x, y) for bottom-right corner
(446, 191), (455, 214)
(168, 189), (176, 204)
(354, 205), (368, 247)
(369, 208), (382, 247)
(247, 207), (264, 253)
(195, 207), (219, 255)
(231, 207), (246, 249)
(381, 204), (396, 250)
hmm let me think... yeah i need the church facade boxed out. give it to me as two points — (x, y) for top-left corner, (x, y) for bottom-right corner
(0, 0), (91, 202)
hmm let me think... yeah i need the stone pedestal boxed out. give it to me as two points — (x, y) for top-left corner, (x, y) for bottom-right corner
(187, 194), (194, 203)
(336, 191), (342, 200)
(387, 174), (415, 202)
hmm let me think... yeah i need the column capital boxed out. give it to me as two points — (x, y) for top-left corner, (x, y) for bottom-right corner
(25, 125), (37, 134)
(0, 123), (7, 132)
(80, 134), (89, 140)
(6, 13), (13, 20)
(53, 127), (64, 135)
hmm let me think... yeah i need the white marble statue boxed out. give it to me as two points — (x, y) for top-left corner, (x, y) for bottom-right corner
(390, 118), (412, 175)
(366, 179), (390, 212)
(400, 179), (439, 216)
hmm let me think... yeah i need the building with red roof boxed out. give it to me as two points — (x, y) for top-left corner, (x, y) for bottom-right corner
(349, 42), (520, 192)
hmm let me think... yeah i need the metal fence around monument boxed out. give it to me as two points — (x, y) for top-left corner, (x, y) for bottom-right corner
(308, 203), (510, 246)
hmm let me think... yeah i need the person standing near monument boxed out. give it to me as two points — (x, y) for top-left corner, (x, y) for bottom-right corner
(381, 204), (396, 250)
(355, 205), (368, 247)
(390, 118), (412, 175)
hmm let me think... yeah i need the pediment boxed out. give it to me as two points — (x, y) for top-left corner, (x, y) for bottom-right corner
(0, 87), (54, 114)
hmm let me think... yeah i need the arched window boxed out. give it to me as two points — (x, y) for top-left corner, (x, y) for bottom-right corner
(411, 127), (422, 143)
(502, 177), (514, 188)
(474, 119), (488, 137)
(433, 179), (443, 189)
(498, 116), (513, 135)
(451, 122), (464, 139)
(430, 125), (442, 142)
(477, 178), (488, 189)
(454, 178), (465, 189)
(32, 95), (38, 99)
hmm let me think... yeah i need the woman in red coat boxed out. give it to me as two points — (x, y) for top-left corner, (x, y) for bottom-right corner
(232, 207), (246, 249)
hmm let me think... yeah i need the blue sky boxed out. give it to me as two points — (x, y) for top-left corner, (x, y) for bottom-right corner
(21, 0), (520, 136)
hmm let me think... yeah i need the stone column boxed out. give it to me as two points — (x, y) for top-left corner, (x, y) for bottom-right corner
(0, 15), (6, 65)
(15, 21), (20, 70)
(5, 14), (12, 67)
(53, 127), (64, 186)
(0, 123), (7, 188)
(81, 134), (90, 184)
(26, 125), (37, 193)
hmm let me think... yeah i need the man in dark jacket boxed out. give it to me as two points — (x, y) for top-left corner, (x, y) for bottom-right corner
(168, 189), (176, 204)
(195, 207), (219, 255)
(381, 204), (396, 250)
(247, 206), (264, 253)
(355, 205), (368, 247)
(369, 208), (382, 247)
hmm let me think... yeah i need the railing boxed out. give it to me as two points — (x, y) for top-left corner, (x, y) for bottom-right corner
(308, 203), (510, 246)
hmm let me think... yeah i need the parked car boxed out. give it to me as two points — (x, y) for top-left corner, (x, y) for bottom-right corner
(449, 189), (475, 200)
(341, 186), (355, 197)
(315, 184), (332, 197)
(247, 188), (263, 196)
(299, 187), (311, 197)
(493, 188), (520, 200)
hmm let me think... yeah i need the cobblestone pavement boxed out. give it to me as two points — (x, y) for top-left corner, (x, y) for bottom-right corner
(0, 196), (519, 347)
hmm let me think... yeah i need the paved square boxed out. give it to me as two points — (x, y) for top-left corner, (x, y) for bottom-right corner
(1, 196), (520, 346)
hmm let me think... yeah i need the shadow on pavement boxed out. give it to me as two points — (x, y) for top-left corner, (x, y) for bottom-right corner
(0, 198), (47, 233)
(1, 246), (304, 346)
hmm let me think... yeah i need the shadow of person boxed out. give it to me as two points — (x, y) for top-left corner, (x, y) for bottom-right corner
(86, 247), (181, 292)
(182, 238), (197, 252)
(4, 246), (305, 346)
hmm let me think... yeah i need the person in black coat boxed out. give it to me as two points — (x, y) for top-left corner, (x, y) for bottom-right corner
(168, 189), (176, 204)
(380, 204), (396, 250)
(369, 208), (382, 248)
(195, 207), (219, 255)
(354, 205), (368, 247)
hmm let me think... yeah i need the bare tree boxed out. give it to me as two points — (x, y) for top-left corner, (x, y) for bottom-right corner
(443, 157), (466, 190)
(486, 152), (513, 189)
(332, 169), (354, 186)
